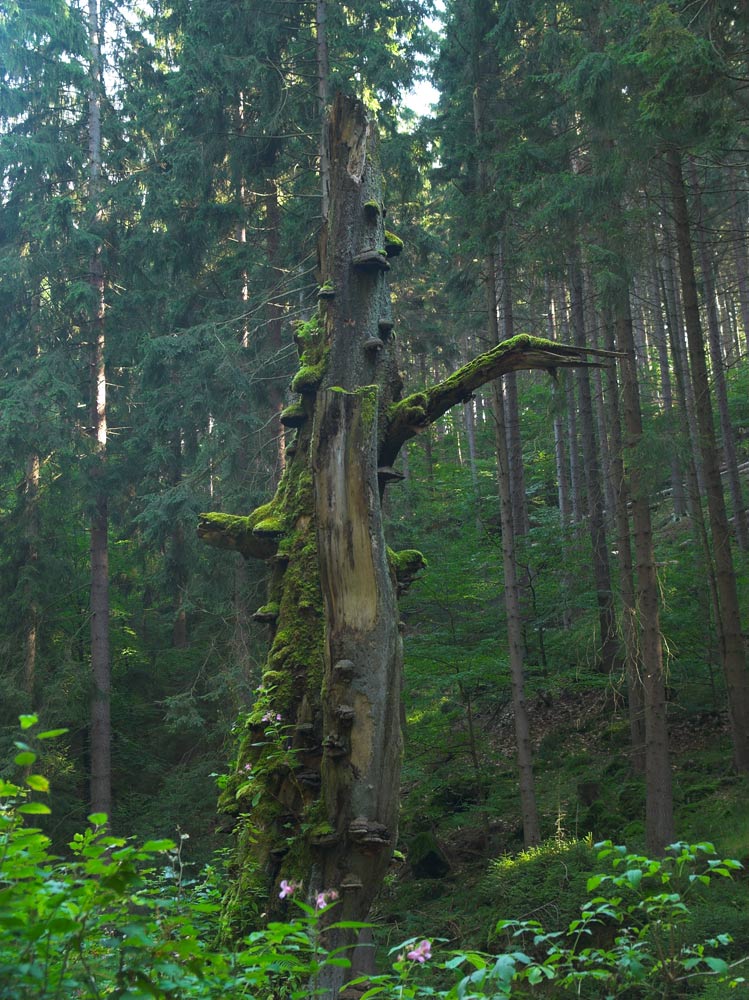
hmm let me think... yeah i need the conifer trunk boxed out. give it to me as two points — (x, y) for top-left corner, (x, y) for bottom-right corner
(316, 0), (331, 222)
(497, 244), (529, 536)
(490, 379), (540, 847)
(615, 298), (674, 851)
(23, 453), (40, 701)
(687, 160), (748, 550)
(87, 0), (111, 821)
(647, 225), (685, 517)
(568, 249), (619, 673)
(602, 313), (645, 772)
(729, 166), (749, 356)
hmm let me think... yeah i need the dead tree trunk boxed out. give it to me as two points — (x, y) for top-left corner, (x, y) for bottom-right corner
(199, 95), (608, 997)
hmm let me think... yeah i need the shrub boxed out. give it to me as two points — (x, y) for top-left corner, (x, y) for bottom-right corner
(2, 719), (746, 999)
(0, 715), (354, 999)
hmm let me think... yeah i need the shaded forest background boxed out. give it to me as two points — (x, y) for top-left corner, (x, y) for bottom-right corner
(2, 0), (749, 977)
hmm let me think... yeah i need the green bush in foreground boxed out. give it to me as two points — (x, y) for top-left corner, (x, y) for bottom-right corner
(1, 716), (747, 998)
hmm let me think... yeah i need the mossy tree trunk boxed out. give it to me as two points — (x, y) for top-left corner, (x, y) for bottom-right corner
(199, 94), (610, 998)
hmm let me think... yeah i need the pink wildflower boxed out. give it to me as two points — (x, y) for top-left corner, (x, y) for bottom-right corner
(279, 879), (298, 900)
(406, 940), (432, 964)
(315, 889), (339, 910)
(242, 763), (252, 773)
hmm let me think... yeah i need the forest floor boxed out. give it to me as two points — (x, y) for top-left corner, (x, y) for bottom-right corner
(374, 687), (749, 976)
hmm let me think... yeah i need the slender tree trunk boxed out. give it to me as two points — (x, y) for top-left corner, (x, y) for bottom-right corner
(266, 181), (287, 483)
(601, 312), (645, 772)
(87, 0), (111, 821)
(583, 283), (616, 523)
(479, 238), (539, 845)
(464, 401), (480, 500)
(461, 333), (480, 503)
(419, 356), (434, 481)
(647, 224), (685, 517)
(546, 280), (574, 628)
(630, 281), (648, 373)
(556, 288), (585, 524)
(661, 218), (704, 494)
(497, 243), (529, 536)
(729, 165), (749, 356)
(23, 453), (40, 701)
(490, 379), (541, 847)
(553, 401), (571, 525)
(316, 0), (331, 222)
(482, 252), (537, 842)
(615, 297), (674, 850)
(667, 149), (749, 772)
(719, 286), (740, 364)
(687, 159), (748, 550)
(569, 248), (619, 673)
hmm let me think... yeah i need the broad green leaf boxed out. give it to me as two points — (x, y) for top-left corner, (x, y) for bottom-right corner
(25, 775), (50, 792)
(704, 957), (729, 974)
(625, 869), (643, 888)
(141, 838), (177, 852)
(14, 751), (36, 767)
(37, 728), (69, 740)
(18, 801), (51, 814)
(19, 714), (38, 730)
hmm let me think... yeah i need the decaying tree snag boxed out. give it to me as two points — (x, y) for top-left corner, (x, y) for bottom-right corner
(198, 93), (608, 997)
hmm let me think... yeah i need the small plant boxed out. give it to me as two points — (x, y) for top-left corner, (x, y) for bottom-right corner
(3, 724), (747, 999)
(354, 842), (747, 1000)
(456, 840), (747, 998)
(0, 716), (358, 999)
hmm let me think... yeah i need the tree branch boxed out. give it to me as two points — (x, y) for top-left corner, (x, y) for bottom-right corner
(380, 334), (616, 467)
(197, 510), (280, 561)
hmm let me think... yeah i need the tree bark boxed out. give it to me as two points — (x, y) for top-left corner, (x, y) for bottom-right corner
(568, 248), (620, 674)
(667, 148), (749, 773)
(23, 453), (40, 702)
(602, 312), (645, 773)
(490, 379), (540, 847)
(647, 223), (685, 518)
(615, 297), (674, 851)
(87, 0), (111, 822)
(687, 159), (748, 550)
(497, 243), (529, 536)
(555, 288), (585, 524)
(729, 165), (749, 357)
(316, 0), (331, 223)
(583, 283), (616, 523)
(660, 215), (704, 493)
